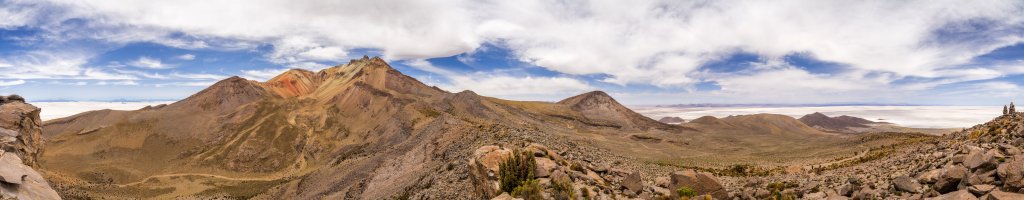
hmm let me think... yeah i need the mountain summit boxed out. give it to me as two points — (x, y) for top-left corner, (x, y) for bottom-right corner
(558, 91), (667, 130)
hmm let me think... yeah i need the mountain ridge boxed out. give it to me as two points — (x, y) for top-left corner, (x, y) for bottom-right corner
(37, 56), (892, 199)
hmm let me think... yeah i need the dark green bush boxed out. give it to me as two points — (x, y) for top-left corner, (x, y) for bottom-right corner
(511, 179), (543, 200)
(551, 178), (575, 200)
(677, 186), (696, 198)
(499, 150), (537, 193)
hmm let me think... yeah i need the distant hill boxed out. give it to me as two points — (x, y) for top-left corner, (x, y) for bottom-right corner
(658, 116), (685, 124)
(798, 112), (879, 133)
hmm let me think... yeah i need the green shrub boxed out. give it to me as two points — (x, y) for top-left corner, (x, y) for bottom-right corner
(677, 186), (696, 198)
(551, 178), (575, 200)
(512, 179), (543, 200)
(499, 150), (537, 193)
(570, 162), (586, 172)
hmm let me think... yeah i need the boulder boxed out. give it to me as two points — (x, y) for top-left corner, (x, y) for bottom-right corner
(997, 157), (1024, 189)
(524, 143), (548, 157)
(668, 170), (728, 199)
(473, 146), (512, 174)
(967, 169), (997, 186)
(590, 163), (610, 173)
(919, 169), (943, 184)
(893, 176), (922, 193)
(534, 157), (556, 178)
(621, 171), (643, 195)
(983, 190), (1024, 200)
(0, 152), (60, 200)
(964, 150), (998, 171)
(469, 146), (512, 197)
(852, 188), (879, 200)
(951, 154), (966, 164)
(925, 189), (976, 200)
(935, 165), (968, 193)
(655, 176), (671, 188)
(966, 184), (995, 196)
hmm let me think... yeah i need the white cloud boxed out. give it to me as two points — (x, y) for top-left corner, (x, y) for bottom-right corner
(0, 80), (26, 86)
(128, 57), (172, 69)
(2, 0), (1023, 103)
(153, 81), (216, 87)
(0, 51), (137, 80)
(176, 54), (196, 60)
(240, 68), (288, 81)
(406, 59), (594, 100)
(95, 80), (139, 86)
(441, 75), (594, 98)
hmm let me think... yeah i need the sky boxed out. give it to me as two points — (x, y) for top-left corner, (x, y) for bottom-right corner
(1, 0), (1023, 105)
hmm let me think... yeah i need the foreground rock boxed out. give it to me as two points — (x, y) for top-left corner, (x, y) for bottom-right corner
(667, 170), (728, 199)
(0, 95), (60, 199)
(470, 144), (728, 199)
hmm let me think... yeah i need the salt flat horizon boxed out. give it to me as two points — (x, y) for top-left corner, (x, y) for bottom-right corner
(632, 105), (1002, 129)
(32, 101), (176, 121)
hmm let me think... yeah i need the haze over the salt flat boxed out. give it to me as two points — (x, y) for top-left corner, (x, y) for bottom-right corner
(632, 106), (1001, 128)
(33, 101), (175, 121)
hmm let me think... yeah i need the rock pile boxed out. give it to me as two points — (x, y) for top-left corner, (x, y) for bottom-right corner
(728, 111), (1024, 199)
(470, 143), (728, 199)
(0, 95), (61, 199)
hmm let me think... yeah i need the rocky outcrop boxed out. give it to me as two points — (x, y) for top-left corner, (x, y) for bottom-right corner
(0, 95), (43, 166)
(0, 95), (60, 200)
(729, 111), (1024, 199)
(470, 144), (728, 199)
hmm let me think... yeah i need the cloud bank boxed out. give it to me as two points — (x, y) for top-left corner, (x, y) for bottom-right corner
(1, 0), (1022, 103)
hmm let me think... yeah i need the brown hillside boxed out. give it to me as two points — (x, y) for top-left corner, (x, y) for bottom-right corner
(39, 56), (880, 199)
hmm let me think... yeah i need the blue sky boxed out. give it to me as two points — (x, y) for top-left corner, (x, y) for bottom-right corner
(1, 0), (1023, 105)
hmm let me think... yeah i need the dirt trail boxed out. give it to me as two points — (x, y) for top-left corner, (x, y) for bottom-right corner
(117, 173), (281, 187)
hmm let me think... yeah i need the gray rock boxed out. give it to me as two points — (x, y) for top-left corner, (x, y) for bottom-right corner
(964, 150), (997, 170)
(894, 176), (922, 193)
(0, 152), (61, 200)
(620, 172), (642, 195)
(534, 157), (556, 178)
(967, 169), (997, 186)
(852, 188), (879, 200)
(925, 189), (977, 200)
(935, 165), (968, 193)
(919, 169), (943, 184)
(983, 190), (1024, 200)
(966, 184), (995, 196)
(669, 170), (728, 199)
(997, 157), (1024, 189)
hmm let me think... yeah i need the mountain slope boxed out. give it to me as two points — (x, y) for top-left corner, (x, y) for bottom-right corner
(38, 56), (885, 199)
